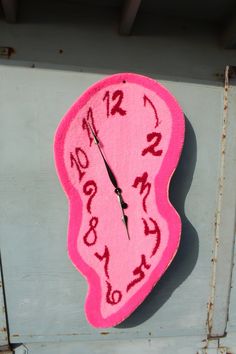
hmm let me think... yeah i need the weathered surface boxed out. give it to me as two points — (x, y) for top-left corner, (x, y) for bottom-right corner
(0, 65), (224, 345)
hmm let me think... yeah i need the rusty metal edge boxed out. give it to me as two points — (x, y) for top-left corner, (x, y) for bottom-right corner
(0, 254), (11, 351)
(206, 65), (229, 338)
(206, 65), (236, 338)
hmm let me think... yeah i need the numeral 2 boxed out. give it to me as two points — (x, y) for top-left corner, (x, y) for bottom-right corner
(142, 132), (163, 157)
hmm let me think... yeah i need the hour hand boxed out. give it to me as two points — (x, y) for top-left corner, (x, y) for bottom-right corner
(114, 188), (128, 209)
(115, 188), (130, 240)
(87, 122), (119, 190)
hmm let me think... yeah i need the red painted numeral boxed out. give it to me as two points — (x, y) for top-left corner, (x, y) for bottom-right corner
(70, 147), (89, 182)
(143, 95), (159, 128)
(82, 107), (98, 146)
(95, 245), (110, 279)
(83, 180), (97, 214)
(83, 217), (98, 246)
(132, 172), (151, 213)
(103, 91), (110, 118)
(142, 217), (161, 257)
(126, 255), (151, 292)
(142, 132), (163, 157)
(103, 90), (126, 117)
(106, 281), (122, 305)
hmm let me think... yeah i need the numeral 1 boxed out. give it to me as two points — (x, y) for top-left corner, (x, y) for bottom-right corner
(82, 108), (98, 146)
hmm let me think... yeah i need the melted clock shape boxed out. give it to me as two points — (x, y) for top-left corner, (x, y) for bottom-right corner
(54, 73), (185, 328)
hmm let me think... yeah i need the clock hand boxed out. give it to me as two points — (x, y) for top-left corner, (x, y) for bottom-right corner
(87, 123), (124, 200)
(116, 190), (130, 240)
(87, 122), (130, 240)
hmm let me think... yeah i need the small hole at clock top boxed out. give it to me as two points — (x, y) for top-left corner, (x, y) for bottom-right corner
(123, 80), (126, 83)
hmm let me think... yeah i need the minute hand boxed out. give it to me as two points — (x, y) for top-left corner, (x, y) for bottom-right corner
(87, 122), (130, 240)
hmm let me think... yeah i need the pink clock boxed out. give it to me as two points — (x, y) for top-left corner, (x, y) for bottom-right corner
(54, 73), (185, 328)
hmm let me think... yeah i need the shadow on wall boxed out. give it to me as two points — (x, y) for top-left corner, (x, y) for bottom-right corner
(117, 116), (199, 328)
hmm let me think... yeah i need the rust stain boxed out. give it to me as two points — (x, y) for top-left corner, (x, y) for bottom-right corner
(12, 334), (20, 337)
(207, 334), (220, 339)
(100, 331), (109, 335)
(207, 66), (230, 338)
(207, 301), (214, 334)
(59, 49), (64, 54)
(0, 327), (7, 333)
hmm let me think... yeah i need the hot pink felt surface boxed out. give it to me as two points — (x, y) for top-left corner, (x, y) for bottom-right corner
(54, 73), (185, 327)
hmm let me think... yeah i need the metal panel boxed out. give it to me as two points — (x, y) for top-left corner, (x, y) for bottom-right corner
(12, 336), (205, 354)
(0, 65), (225, 344)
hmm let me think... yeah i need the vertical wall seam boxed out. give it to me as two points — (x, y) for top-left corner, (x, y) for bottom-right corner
(0, 252), (11, 349)
(206, 66), (229, 337)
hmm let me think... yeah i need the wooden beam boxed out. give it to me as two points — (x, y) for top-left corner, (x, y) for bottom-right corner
(120, 0), (142, 35)
(1, 0), (18, 23)
(222, 16), (236, 49)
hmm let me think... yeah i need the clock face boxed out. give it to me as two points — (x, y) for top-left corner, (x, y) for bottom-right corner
(54, 73), (185, 328)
